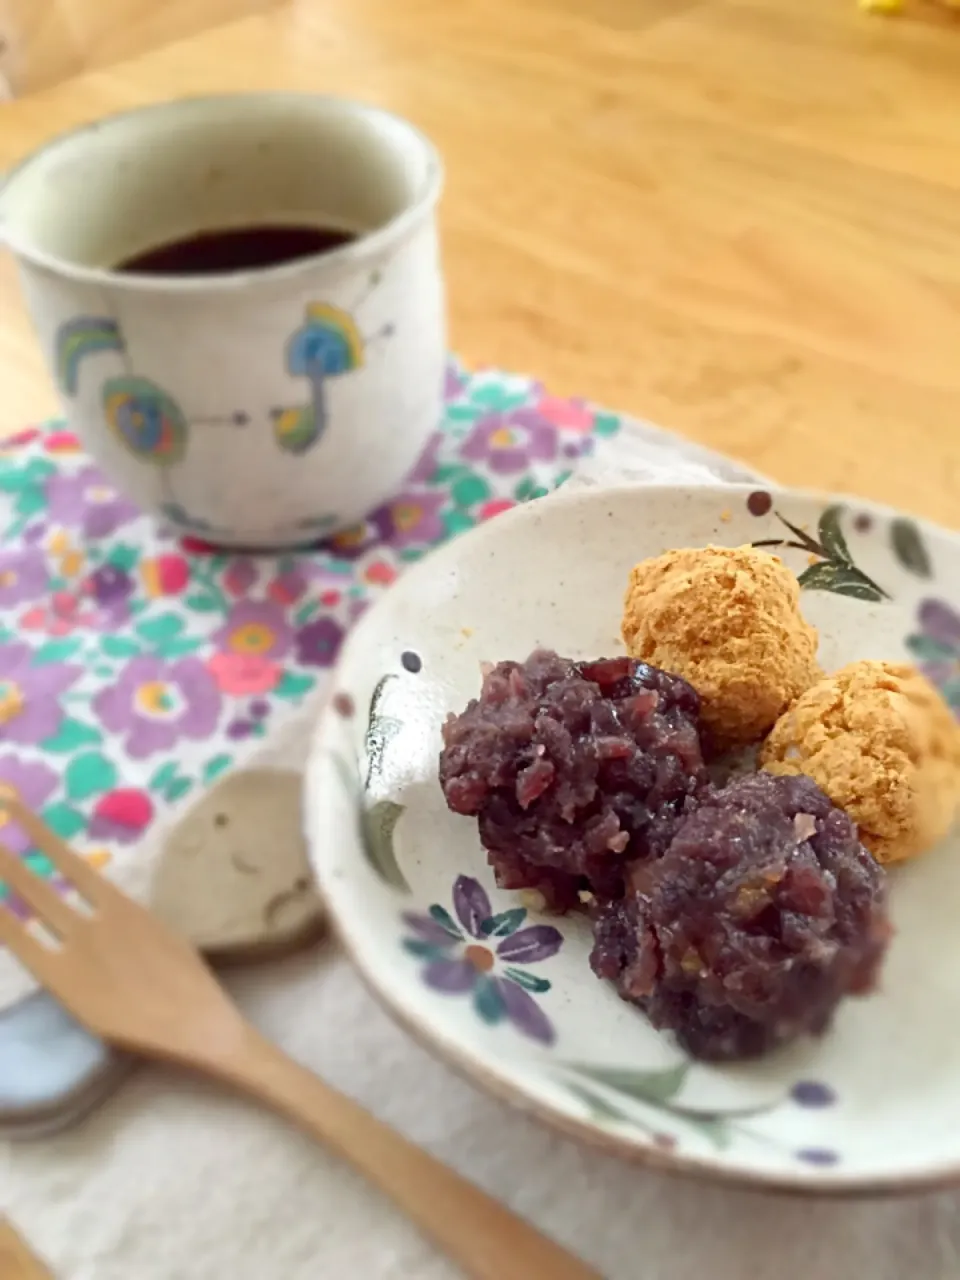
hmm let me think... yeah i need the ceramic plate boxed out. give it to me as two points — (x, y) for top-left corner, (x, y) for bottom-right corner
(305, 482), (960, 1194)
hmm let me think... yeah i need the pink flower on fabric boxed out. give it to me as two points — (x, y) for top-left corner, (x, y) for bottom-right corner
(207, 652), (281, 696)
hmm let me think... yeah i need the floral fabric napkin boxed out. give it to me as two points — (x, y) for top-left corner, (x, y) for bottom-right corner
(0, 360), (630, 1007)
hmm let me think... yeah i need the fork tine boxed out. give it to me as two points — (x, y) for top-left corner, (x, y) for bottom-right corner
(0, 841), (79, 938)
(0, 790), (114, 906)
(0, 902), (59, 986)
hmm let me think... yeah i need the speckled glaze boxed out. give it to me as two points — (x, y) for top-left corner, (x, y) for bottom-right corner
(306, 482), (960, 1194)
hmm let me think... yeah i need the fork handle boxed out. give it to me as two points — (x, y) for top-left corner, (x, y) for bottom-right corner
(214, 1028), (600, 1280)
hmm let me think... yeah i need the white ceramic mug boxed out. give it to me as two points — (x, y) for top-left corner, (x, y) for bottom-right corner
(0, 93), (446, 547)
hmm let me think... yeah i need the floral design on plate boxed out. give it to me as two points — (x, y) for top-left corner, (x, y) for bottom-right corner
(402, 875), (563, 1044)
(752, 504), (889, 602)
(905, 599), (960, 713)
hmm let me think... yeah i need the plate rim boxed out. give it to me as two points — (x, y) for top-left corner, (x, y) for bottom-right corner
(306, 479), (960, 1197)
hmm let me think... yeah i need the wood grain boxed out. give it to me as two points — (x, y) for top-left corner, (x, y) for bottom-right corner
(1, 0), (960, 523)
(0, 0), (284, 95)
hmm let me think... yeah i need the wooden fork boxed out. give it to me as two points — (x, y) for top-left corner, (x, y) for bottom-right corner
(0, 790), (599, 1280)
(0, 1217), (54, 1279)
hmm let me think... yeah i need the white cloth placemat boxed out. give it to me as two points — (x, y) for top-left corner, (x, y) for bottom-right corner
(3, 424), (959, 1280)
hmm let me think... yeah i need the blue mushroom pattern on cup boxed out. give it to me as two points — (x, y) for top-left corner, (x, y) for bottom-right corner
(401, 875), (563, 1045)
(270, 290), (394, 455)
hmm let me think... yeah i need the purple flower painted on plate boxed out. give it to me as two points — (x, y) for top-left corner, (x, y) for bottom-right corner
(0, 547), (48, 608)
(45, 466), (139, 539)
(0, 643), (81, 745)
(382, 490), (446, 549)
(460, 410), (559, 475)
(401, 874), (563, 1045)
(93, 655), (221, 758)
(212, 600), (293, 660)
(295, 616), (345, 668)
(796, 1148), (839, 1166)
(791, 1081), (836, 1108)
(0, 756), (58, 855)
(906, 600), (960, 713)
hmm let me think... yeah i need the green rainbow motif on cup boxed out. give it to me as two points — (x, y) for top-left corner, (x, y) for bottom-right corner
(56, 316), (125, 397)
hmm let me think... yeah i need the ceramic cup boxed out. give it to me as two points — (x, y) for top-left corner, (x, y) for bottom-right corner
(0, 93), (446, 548)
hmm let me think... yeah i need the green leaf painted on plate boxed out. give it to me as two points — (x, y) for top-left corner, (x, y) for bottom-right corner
(402, 939), (450, 961)
(40, 801), (86, 841)
(817, 505), (852, 566)
(428, 904), (463, 938)
(905, 634), (955, 662)
(360, 799), (409, 891)
(473, 974), (506, 1024)
(565, 1061), (690, 1105)
(64, 751), (117, 802)
(42, 717), (101, 753)
(564, 1082), (657, 1134)
(364, 675), (401, 787)
(480, 908), (527, 938)
(890, 518), (932, 579)
(797, 562), (886, 602)
(504, 967), (550, 994)
(32, 638), (84, 664)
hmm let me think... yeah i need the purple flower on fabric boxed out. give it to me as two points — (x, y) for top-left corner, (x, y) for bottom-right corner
(444, 361), (467, 401)
(89, 564), (134, 607)
(295, 616), (345, 668)
(905, 600), (960, 712)
(0, 756), (58, 855)
(0, 547), (48, 608)
(93, 655), (221, 759)
(0, 643), (81, 745)
(45, 466), (139, 539)
(381, 490), (446, 550)
(408, 431), (444, 485)
(212, 600), (292, 660)
(324, 508), (395, 562)
(460, 410), (559, 475)
(401, 875), (563, 1044)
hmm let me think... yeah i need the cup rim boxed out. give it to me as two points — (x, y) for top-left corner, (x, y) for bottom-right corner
(0, 92), (444, 293)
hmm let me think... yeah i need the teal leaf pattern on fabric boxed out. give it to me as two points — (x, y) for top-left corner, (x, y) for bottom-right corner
(42, 718), (101, 752)
(64, 751), (117, 802)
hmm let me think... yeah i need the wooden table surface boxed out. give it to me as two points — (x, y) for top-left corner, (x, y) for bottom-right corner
(2, 0), (960, 524)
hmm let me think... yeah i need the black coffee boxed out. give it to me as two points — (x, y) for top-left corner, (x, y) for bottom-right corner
(116, 223), (356, 275)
